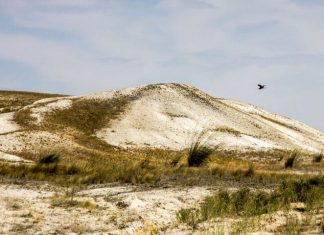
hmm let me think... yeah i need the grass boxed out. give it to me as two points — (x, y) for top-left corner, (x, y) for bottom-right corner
(13, 108), (37, 128)
(38, 153), (60, 164)
(187, 130), (215, 167)
(43, 97), (130, 134)
(200, 188), (282, 219)
(12, 95), (132, 135)
(214, 127), (241, 136)
(176, 208), (200, 229)
(279, 215), (302, 235)
(284, 150), (299, 168)
(0, 146), (321, 188)
(50, 193), (96, 210)
(313, 154), (323, 163)
(0, 90), (65, 113)
(259, 114), (300, 131)
(177, 176), (324, 228)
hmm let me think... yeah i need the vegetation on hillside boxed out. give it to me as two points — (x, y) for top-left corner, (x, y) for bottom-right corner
(0, 90), (65, 113)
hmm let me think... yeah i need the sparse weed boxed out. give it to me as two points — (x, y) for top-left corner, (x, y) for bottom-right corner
(214, 126), (241, 136)
(176, 208), (200, 229)
(50, 193), (95, 210)
(279, 215), (302, 235)
(230, 216), (258, 235)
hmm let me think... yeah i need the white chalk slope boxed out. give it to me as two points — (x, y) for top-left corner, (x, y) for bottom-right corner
(0, 83), (323, 154)
(94, 83), (324, 152)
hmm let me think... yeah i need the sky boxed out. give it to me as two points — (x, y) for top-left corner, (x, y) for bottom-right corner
(0, 0), (323, 131)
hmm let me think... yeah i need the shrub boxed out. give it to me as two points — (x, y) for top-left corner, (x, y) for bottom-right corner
(313, 154), (323, 163)
(188, 145), (213, 167)
(284, 151), (298, 168)
(187, 130), (215, 167)
(38, 153), (60, 164)
(244, 164), (255, 177)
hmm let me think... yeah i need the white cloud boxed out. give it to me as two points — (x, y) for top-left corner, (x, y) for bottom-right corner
(0, 0), (323, 130)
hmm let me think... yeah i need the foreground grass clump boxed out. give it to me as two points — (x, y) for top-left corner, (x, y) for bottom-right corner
(50, 193), (96, 210)
(176, 208), (200, 229)
(201, 188), (281, 219)
(177, 176), (324, 226)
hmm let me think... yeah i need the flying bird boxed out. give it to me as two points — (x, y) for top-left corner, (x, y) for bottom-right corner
(258, 84), (266, 90)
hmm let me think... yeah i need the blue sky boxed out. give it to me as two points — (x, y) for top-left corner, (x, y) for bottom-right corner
(0, 0), (323, 131)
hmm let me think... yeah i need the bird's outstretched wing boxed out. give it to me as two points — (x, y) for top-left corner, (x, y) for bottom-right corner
(258, 84), (266, 89)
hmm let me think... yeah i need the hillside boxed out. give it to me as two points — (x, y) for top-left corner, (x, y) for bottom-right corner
(0, 83), (323, 162)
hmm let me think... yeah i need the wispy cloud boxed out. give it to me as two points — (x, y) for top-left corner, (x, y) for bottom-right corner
(0, 0), (323, 130)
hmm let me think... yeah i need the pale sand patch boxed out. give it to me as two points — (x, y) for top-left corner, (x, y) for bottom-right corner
(0, 131), (76, 153)
(0, 183), (213, 234)
(0, 151), (32, 163)
(1, 182), (322, 234)
(0, 112), (20, 134)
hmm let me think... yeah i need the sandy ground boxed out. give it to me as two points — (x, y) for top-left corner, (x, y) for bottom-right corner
(0, 151), (32, 163)
(0, 130), (76, 153)
(0, 112), (20, 134)
(0, 181), (213, 235)
(1, 180), (323, 235)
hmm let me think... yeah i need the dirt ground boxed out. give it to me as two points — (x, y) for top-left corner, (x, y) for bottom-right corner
(1, 179), (323, 235)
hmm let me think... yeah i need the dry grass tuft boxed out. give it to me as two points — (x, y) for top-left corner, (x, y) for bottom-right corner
(214, 126), (241, 136)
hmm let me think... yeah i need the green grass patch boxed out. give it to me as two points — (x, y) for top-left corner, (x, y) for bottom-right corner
(177, 176), (324, 227)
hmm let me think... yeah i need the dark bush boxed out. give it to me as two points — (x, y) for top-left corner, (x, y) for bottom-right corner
(284, 151), (298, 168)
(38, 154), (60, 164)
(188, 145), (213, 167)
(187, 130), (215, 167)
(313, 154), (323, 163)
